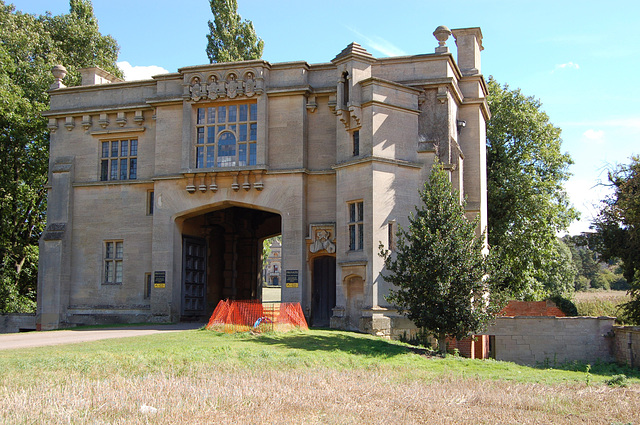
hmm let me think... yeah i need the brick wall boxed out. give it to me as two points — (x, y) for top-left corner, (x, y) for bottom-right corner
(613, 326), (640, 369)
(500, 300), (565, 317)
(485, 316), (615, 365)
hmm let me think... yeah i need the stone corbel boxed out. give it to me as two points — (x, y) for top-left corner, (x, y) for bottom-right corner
(48, 118), (58, 133)
(209, 173), (218, 192)
(253, 170), (264, 191)
(116, 112), (127, 127)
(328, 95), (337, 113)
(82, 115), (92, 130)
(437, 86), (448, 104)
(306, 95), (317, 113)
(133, 110), (144, 126)
(64, 116), (75, 131)
(241, 171), (251, 191)
(254, 77), (264, 95)
(231, 173), (240, 191)
(418, 91), (427, 109)
(99, 113), (109, 129)
(349, 105), (361, 128)
(198, 173), (207, 192)
(185, 173), (196, 193)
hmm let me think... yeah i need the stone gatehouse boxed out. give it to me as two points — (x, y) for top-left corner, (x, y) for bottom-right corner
(38, 26), (489, 335)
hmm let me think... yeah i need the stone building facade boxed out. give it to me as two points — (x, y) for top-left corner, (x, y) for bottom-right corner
(38, 27), (489, 336)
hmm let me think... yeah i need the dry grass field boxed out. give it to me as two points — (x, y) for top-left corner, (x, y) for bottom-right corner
(1, 329), (638, 424)
(574, 290), (631, 320)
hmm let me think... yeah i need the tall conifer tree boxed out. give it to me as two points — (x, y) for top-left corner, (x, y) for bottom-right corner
(206, 0), (263, 63)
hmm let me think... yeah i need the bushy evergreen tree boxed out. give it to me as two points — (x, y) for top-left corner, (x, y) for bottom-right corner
(382, 162), (503, 354)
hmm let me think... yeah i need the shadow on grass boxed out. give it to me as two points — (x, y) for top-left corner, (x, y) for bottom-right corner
(534, 358), (640, 380)
(249, 329), (421, 359)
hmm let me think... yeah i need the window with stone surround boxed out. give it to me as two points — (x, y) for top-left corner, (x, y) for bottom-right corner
(195, 101), (257, 168)
(100, 139), (137, 181)
(348, 201), (364, 251)
(104, 241), (123, 284)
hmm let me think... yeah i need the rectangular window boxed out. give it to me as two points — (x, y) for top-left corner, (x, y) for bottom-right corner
(100, 139), (138, 181)
(147, 190), (154, 216)
(195, 101), (257, 168)
(348, 201), (364, 251)
(388, 220), (396, 251)
(353, 130), (360, 156)
(144, 273), (152, 299)
(104, 241), (124, 284)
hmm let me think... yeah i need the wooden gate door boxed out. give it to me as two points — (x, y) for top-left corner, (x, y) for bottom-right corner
(311, 256), (336, 327)
(182, 236), (207, 318)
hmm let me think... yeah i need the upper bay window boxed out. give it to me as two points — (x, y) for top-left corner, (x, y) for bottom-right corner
(195, 102), (258, 168)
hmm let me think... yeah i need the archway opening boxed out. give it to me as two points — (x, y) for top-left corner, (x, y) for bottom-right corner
(180, 206), (281, 320)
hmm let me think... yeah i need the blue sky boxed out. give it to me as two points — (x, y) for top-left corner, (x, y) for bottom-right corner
(10, 0), (640, 234)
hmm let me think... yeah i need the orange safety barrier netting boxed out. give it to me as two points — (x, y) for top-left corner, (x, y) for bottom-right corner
(205, 299), (308, 333)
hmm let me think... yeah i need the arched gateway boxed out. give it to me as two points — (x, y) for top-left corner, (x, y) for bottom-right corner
(38, 27), (489, 337)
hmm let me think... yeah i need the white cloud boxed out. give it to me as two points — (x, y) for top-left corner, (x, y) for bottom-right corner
(552, 62), (580, 73)
(117, 61), (169, 81)
(563, 177), (612, 235)
(345, 27), (407, 57)
(582, 129), (605, 143)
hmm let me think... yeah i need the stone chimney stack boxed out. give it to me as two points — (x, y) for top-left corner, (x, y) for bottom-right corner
(451, 27), (483, 76)
(78, 67), (124, 86)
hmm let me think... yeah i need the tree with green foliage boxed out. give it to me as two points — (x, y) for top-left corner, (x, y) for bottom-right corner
(206, 0), (263, 63)
(486, 77), (578, 300)
(0, 0), (121, 313)
(592, 155), (640, 323)
(382, 162), (503, 354)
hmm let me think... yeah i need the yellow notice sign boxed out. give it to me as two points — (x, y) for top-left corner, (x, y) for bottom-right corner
(285, 270), (299, 288)
(154, 271), (166, 288)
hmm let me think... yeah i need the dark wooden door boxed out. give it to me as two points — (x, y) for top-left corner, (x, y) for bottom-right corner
(311, 256), (336, 327)
(182, 236), (207, 318)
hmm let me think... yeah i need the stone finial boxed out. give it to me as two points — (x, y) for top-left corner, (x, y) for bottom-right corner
(51, 65), (67, 89)
(433, 26), (452, 53)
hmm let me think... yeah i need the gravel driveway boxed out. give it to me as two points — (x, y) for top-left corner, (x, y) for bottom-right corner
(0, 323), (203, 350)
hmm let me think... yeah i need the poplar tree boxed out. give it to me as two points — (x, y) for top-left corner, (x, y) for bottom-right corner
(206, 0), (263, 63)
(382, 162), (502, 354)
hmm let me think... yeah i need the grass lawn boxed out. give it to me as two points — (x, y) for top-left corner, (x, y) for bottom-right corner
(1, 329), (638, 424)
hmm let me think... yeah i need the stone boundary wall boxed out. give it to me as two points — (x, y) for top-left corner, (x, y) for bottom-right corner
(0, 314), (37, 334)
(485, 316), (615, 365)
(613, 326), (640, 369)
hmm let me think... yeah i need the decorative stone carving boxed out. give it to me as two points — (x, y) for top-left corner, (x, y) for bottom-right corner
(227, 74), (240, 99)
(207, 76), (219, 100)
(190, 77), (204, 101)
(433, 25), (452, 54)
(244, 72), (256, 97)
(209, 173), (218, 192)
(241, 171), (251, 190)
(308, 224), (336, 255)
(50, 65), (67, 90)
(231, 173), (239, 191)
